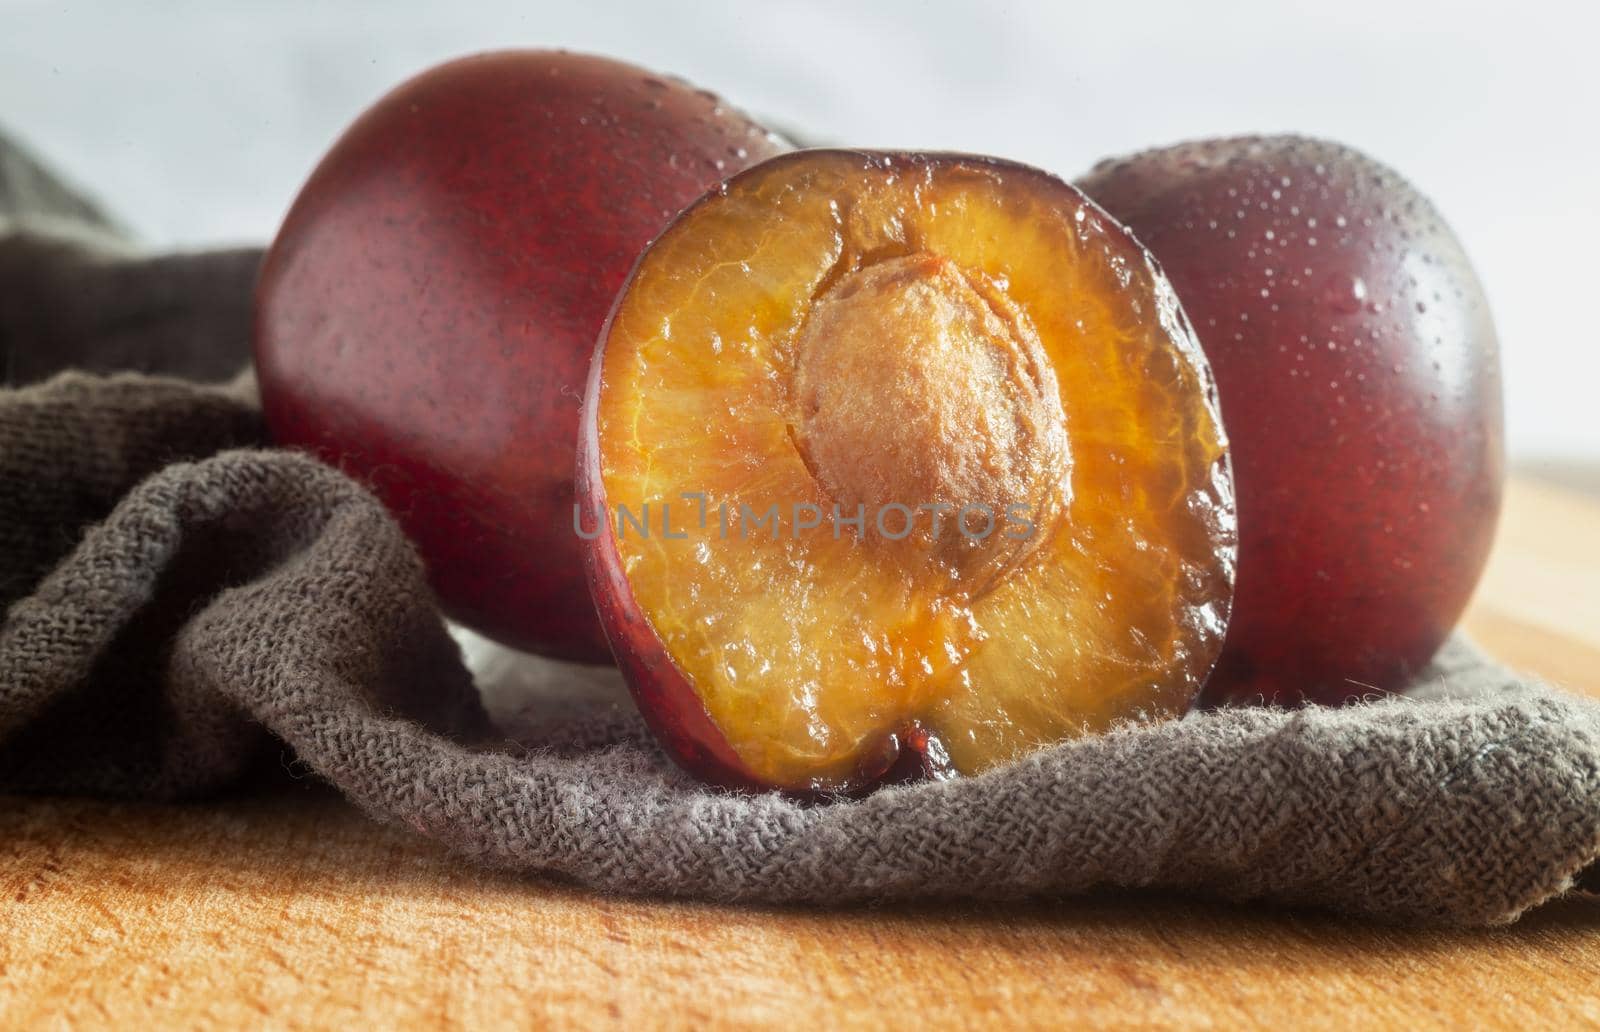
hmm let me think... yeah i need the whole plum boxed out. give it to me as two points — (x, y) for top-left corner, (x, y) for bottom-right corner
(255, 51), (787, 661)
(1079, 136), (1503, 705)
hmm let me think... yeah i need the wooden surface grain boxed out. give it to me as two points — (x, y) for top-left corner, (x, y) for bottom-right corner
(3, 474), (1599, 1030)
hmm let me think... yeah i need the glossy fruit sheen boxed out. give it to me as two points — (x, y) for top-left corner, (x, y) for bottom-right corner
(580, 150), (1237, 793)
(1078, 136), (1503, 706)
(254, 50), (786, 660)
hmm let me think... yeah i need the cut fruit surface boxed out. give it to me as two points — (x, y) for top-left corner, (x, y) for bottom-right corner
(580, 150), (1236, 793)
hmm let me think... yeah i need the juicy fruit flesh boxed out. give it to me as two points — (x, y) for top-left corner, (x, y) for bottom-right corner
(595, 153), (1234, 790)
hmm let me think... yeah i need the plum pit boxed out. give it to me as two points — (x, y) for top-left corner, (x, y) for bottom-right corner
(791, 252), (1068, 590)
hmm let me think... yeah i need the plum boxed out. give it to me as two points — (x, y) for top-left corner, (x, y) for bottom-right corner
(254, 50), (786, 661)
(1078, 136), (1503, 705)
(580, 150), (1236, 793)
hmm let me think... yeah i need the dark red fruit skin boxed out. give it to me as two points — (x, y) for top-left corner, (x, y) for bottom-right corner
(1079, 136), (1503, 706)
(254, 50), (786, 661)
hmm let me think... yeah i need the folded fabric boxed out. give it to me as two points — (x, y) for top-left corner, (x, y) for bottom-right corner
(0, 127), (259, 388)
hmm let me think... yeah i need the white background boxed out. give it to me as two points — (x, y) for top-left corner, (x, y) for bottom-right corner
(3, 0), (1595, 461)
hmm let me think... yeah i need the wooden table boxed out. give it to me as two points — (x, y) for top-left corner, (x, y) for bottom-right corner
(3, 476), (1599, 1029)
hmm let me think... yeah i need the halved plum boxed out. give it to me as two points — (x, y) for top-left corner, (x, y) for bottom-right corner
(579, 150), (1236, 793)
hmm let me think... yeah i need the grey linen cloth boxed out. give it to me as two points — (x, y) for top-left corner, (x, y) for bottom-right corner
(4, 132), (1600, 928)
